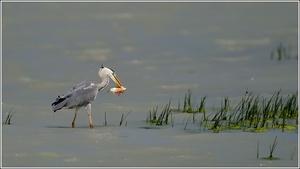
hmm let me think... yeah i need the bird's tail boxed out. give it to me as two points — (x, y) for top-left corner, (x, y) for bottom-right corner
(51, 96), (67, 112)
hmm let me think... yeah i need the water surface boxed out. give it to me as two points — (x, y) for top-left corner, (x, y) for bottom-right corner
(2, 2), (298, 167)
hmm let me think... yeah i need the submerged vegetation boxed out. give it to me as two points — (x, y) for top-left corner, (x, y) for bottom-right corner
(270, 42), (298, 61)
(147, 89), (298, 133)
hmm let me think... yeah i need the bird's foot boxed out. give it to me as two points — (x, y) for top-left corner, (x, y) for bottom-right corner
(72, 123), (75, 128)
(90, 124), (94, 129)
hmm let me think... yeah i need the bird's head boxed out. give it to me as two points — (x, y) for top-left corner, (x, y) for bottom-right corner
(99, 65), (123, 88)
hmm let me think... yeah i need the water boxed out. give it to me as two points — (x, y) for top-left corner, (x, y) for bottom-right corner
(1, 2), (298, 167)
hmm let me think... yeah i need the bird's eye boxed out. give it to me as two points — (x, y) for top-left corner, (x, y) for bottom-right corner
(113, 72), (116, 76)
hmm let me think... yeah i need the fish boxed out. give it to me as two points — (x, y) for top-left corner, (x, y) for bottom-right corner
(109, 86), (126, 95)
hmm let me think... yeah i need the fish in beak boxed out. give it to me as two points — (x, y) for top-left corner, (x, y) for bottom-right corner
(110, 86), (126, 95)
(109, 72), (126, 95)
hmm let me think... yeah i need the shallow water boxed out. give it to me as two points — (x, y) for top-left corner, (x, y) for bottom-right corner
(2, 110), (298, 167)
(2, 2), (298, 167)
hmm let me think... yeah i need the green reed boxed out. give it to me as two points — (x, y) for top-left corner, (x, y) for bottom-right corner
(157, 100), (172, 125)
(270, 90), (283, 128)
(147, 101), (172, 126)
(281, 92), (298, 119)
(211, 97), (231, 130)
(146, 89), (297, 133)
(183, 89), (193, 113)
(260, 97), (272, 128)
(177, 90), (207, 115)
(198, 96), (207, 113)
(147, 106), (158, 124)
(210, 89), (297, 132)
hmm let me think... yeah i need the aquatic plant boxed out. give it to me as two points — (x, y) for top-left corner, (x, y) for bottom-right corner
(183, 92), (187, 112)
(172, 89), (208, 128)
(119, 110), (132, 126)
(198, 96), (207, 113)
(156, 101), (172, 126)
(256, 140), (260, 159)
(182, 89), (193, 113)
(4, 107), (15, 125)
(103, 112), (107, 126)
(180, 89), (206, 114)
(146, 89), (298, 133)
(147, 106), (158, 124)
(210, 114), (222, 132)
(225, 90), (297, 132)
(268, 136), (278, 160)
(147, 101), (172, 126)
(270, 42), (297, 61)
(281, 92), (298, 125)
(209, 97), (232, 132)
(212, 97), (230, 121)
(270, 90), (283, 128)
(260, 97), (273, 128)
(192, 111), (197, 123)
(258, 136), (280, 160)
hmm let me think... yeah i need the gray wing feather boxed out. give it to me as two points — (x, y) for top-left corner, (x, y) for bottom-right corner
(51, 80), (99, 112)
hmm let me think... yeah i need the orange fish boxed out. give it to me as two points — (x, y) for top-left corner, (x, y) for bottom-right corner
(109, 86), (126, 95)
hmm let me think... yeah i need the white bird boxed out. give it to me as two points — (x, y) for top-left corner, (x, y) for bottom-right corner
(51, 65), (125, 128)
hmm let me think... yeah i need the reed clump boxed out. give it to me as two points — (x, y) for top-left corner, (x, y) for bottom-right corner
(146, 89), (298, 133)
(147, 101), (172, 126)
(180, 89), (207, 114)
(206, 90), (298, 132)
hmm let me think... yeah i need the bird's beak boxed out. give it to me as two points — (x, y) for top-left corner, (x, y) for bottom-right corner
(111, 73), (123, 88)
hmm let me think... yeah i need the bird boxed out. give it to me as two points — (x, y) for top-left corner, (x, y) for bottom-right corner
(51, 65), (124, 128)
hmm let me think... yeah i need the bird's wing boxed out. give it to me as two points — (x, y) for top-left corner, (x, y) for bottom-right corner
(52, 80), (98, 111)
(66, 81), (99, 106)
(61, 80), (91, 98)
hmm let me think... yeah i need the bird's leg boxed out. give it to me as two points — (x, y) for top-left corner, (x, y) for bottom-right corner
(86, 103), (94, 128)
(72, 107), (80, 128)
